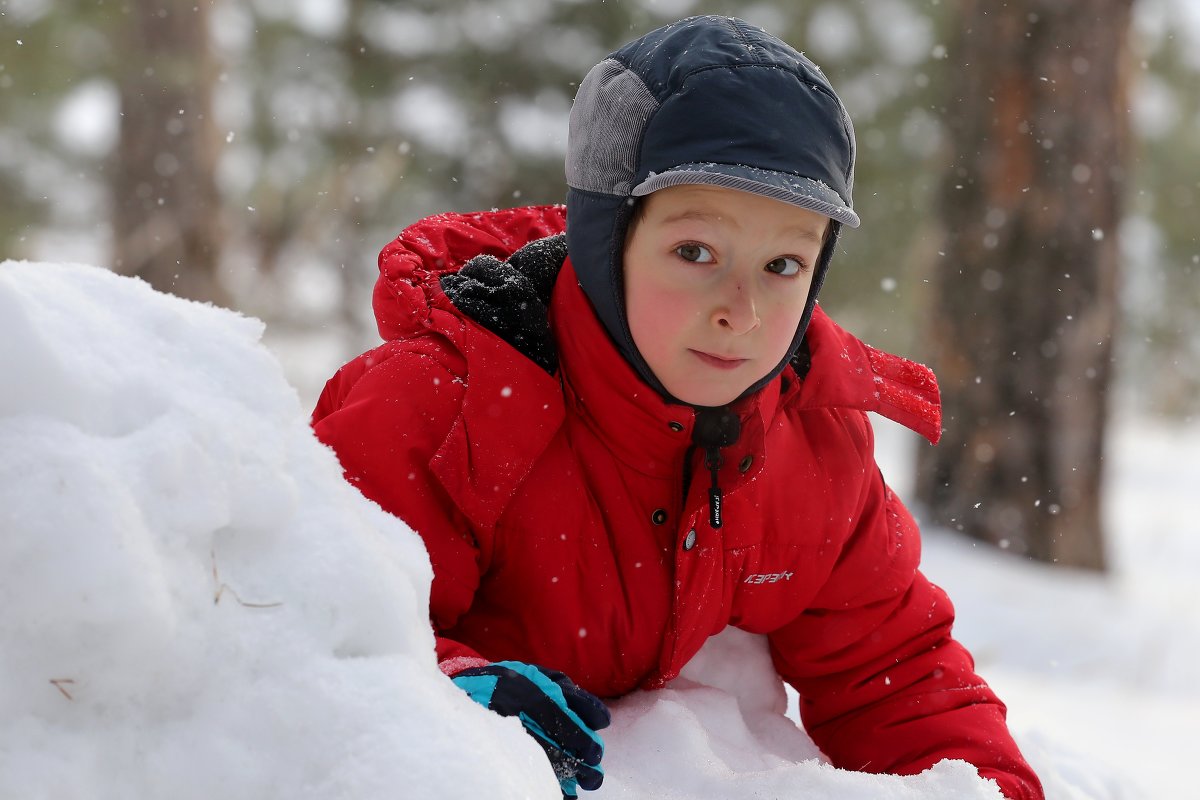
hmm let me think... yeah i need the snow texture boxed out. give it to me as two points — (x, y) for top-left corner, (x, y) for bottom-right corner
(0, 261), (555, 799)
(3, 260), (1193, 798)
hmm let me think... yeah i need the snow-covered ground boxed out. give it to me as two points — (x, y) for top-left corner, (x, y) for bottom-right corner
(2, 261), (1195, 798)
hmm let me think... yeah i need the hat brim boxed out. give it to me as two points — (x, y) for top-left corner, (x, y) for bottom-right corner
(631, 163), (861, 228)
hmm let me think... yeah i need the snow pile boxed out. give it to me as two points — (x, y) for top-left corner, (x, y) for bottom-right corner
(0, 261), (555, 799)
(0, 261), (1022, 798)
(602, 627), (1002, 799)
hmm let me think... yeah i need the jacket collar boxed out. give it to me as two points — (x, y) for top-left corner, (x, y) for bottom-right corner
(553, 252), (941, 461)
(793, 305), (942, 445)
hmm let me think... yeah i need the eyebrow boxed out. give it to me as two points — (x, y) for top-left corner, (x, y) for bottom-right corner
(782, 224), (826, 245)
(658, 208), (826, 244)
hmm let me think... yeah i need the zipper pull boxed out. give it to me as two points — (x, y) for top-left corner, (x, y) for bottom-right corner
(692, 407), (742, 530)
(705, 446), (724, 528)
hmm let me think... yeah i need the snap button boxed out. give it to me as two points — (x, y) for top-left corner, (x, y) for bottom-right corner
(668, 421), (684, 432)
(738, 454), (754, 473)
(651, 508), (668, 525)
(683, 529), (697, 551)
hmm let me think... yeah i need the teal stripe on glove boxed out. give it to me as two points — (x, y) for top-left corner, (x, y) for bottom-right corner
(452, 661), (610, 798)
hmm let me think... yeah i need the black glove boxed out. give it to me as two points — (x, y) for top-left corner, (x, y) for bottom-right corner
(452, 661), (610, 797)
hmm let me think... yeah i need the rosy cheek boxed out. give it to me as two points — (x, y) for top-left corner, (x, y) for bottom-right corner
(627, 280), (667, 337)
(764, 303), (808, 356)
(632, 290), (678, 339)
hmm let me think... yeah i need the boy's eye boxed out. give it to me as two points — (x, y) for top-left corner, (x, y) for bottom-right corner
(765, 257), (804, 277)
(676, 243), (715, 263)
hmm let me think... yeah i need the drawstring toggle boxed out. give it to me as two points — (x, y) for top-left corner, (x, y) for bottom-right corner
(692, 408), (742, 529)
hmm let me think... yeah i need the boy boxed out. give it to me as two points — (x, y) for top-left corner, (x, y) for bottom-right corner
(312, 15), (1043, 800)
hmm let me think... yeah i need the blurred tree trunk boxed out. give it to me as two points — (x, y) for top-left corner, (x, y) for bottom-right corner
(917, 0), (1133, 570)
(111, 1), (226, 306)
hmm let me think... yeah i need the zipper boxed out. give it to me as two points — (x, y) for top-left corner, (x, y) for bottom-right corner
(690, 407), (742, 529)
(704, 444), (724, 528)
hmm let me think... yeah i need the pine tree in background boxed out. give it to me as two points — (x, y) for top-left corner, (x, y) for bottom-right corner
(918, 0), (1134, 570)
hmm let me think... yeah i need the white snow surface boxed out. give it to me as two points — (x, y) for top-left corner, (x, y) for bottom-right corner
(2, 261), (1194, 798)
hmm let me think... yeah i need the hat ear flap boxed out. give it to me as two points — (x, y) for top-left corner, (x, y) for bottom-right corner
(810, 220), (841, 300)
(799, 219), (841, 337)
(566, 190), (671, 394)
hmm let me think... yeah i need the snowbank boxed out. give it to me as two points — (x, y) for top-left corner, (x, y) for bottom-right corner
(602, 627), (1002, 799)
(0, 261), (555, 798)
(0, 261), (1038, 798)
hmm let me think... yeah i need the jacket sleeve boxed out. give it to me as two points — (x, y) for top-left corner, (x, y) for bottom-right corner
(311, 337), (490, 675)
(767, 417), (1043, 800)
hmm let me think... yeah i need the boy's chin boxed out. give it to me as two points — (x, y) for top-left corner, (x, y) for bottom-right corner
(667, 381), (750, 409)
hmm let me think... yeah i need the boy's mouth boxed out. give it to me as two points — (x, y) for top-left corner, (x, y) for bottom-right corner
(691, 350), (749, 370)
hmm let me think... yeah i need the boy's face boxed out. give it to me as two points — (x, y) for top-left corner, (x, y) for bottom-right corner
(623, 184), (828, 407)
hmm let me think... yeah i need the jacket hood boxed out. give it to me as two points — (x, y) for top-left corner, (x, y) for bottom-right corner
(371, 205), (568, 343)
(370, 205), (940, 445)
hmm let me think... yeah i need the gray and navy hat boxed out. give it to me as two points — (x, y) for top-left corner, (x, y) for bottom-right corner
(565, 15), (859, 405)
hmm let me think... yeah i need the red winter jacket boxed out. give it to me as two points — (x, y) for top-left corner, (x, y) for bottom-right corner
(312, 205), (1043, 800)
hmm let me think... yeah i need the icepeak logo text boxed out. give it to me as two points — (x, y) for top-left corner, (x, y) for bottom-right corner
(744, 571), (793, 585)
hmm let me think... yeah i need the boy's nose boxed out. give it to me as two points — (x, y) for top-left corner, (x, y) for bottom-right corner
(712, 283), (760, 335)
